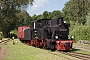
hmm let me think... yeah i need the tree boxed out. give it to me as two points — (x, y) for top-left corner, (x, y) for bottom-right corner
(16, 10), (32, 26)
(42, 11), (49, 19)
(0, 0), (34, 37)
(62, 0), (90, 24)
(32, 14), (37, 20)
(50, 10), (62, 19)
(37, 10), (62, 19)
(85, 12), (90, 26)
(37, 14), (43, 20)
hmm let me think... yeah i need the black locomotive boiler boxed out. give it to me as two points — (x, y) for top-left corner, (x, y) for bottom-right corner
(18, 17), (73, 51)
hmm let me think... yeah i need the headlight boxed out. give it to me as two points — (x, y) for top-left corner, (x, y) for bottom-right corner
(64, 21), (66, 23)
(70, 36), (74, 40)
(55, 36), (58, 39)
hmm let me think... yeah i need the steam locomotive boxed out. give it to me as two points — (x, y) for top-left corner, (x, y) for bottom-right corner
(18, 17), (73, 51)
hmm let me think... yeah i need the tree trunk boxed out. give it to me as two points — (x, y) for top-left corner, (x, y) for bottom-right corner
(2, 31), (10, 38)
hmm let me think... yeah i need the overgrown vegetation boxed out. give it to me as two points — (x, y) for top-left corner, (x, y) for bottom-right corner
(0, 0), (34, 38)
(62, 0), (90, 42)
(0, 32), (3, 40)
(69, 11), (90, 42)
(10, 29), (17, 38)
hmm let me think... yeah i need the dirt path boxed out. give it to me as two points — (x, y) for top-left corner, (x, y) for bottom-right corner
(0, 45), (7, 60)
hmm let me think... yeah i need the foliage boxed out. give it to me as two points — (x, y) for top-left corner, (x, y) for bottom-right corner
(42, 11), (49, 19)
(62, 0), (90, 24)
(85, 12), (90, 41)
(0, 0), (34, 37)
(10, 33), (17, 38)
(37, 14), (43, 20)
(69, 12), (90, 42)
(31, 10), (62, 20)
(70, 25), (90, 41)
(16, 10), (32, 26)
(85, 11), (90, 26)
(50, 10), (62, 19)
(0, 32), (3, 40)
(31, 14), (37, 20)
(10, 29), (18, 38)
(62, 0), (90, 42)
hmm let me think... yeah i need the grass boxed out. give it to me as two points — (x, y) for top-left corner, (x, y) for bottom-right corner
(3, 39), (66, 60)
(1, 39), (81, 60)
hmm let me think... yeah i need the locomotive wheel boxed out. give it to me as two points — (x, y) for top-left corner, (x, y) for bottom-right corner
(37, 44), (40, 48)
(46, 39), (56, 51)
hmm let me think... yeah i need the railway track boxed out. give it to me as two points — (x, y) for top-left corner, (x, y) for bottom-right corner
(49, 51), (90, 60)
(61, 52), (90, 60)
(49, 51), (72, 60)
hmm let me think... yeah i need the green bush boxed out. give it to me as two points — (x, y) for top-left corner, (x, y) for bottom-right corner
(0, 33), (3, 40)
(69, 22), (90, 42)
(10, 29), (17, 38)
(10, 33), (17, 38)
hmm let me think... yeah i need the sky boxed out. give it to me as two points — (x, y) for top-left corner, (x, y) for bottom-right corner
(27, 0), (69, 16)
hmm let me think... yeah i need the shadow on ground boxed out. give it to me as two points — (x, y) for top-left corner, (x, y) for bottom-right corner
(70, 48), (80, 52)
